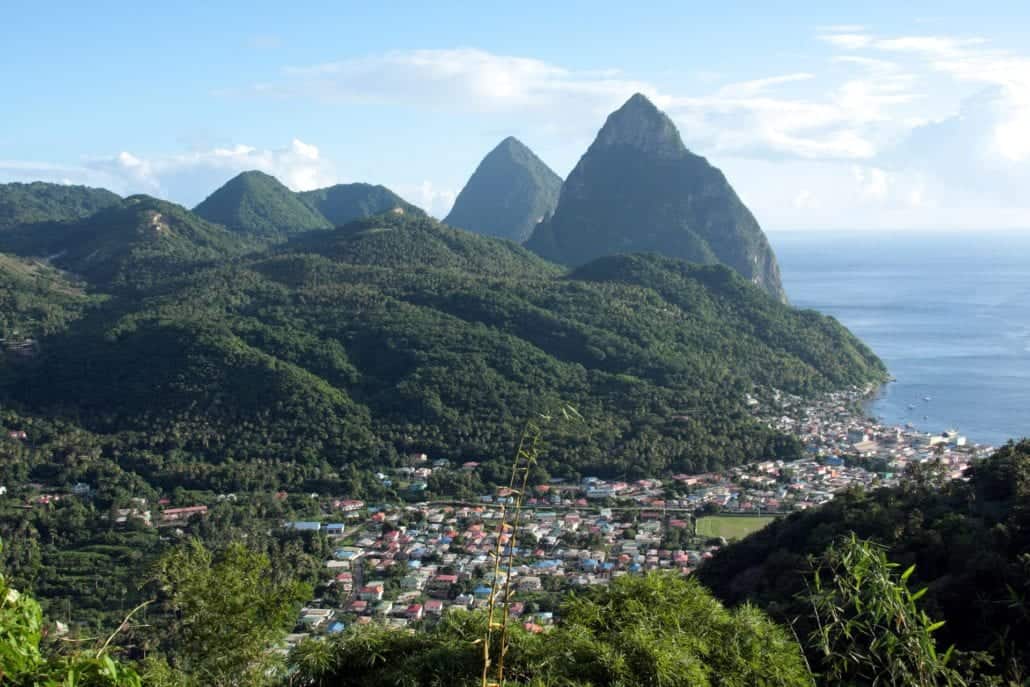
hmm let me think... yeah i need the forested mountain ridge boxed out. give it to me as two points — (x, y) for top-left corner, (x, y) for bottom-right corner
(297, 182), (422, 225)
(444, 136), (562, 243)
(0, 210), (885, 494)
(569, 254), (881, 389)
(0, 254), (96, 339)
(278, 211), (561, 277)
(526, 94), (787, 302)
(0, 195), (257, 292)
(193, 170), (333, 240)
(0, 181), (122, 231)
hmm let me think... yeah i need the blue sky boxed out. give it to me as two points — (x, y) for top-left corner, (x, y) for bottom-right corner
(3, 0), (1030, 230)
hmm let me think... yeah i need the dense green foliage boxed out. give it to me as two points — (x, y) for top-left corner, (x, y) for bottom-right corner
(444, 136), (562, 243)
(193, 171), (332, 240)
(0, 538), (142, 686)
(144, 540), (311, 687)
(59, 196), (251, 289)
(2, 211), (883, 492)
(806, 536), (965, 687)
(0, 254), (96, 338)
(3, 528), (968, 687)
(281, 211), (561, 277)
(698, 441), (1030, 683)
(0, 195), (256, 293)
(286, 573), (813, 686)
(526, 94), (786, 301)
(0, 181), (121, 231)
(0, 429), (335, 632)
(298, 183), (421, 226)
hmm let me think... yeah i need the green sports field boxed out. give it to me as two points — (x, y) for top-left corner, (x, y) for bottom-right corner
(695, 515), (775, 540)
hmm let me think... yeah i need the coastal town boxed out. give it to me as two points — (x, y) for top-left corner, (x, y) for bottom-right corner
(2, 385), (996, 643)
(278, 386), (996, 641)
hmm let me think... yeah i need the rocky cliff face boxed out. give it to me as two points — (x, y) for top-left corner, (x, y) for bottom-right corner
(526, 94), (786, 302)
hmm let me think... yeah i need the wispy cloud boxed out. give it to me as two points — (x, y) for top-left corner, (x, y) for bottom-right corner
(245, 49), (906, 162)
(715, 73), (816, 97)
(8, 30), (1030, 230)
(260, 48), (654, 114)
(1, 139), (338, 207)
(396, 180), (457, 218)
(820, 33), (873, 50)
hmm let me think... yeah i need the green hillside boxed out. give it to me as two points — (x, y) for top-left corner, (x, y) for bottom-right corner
(17, 196), (255, 291)
(298, 182), (421, 225)
(0, 181), (121, 231)
(193, 170), (332, 240)
(697, 441), (1030, 683)
(5, 212), (884, 490)
(0, 254), (96, 339)
(280, 211), (560, 277)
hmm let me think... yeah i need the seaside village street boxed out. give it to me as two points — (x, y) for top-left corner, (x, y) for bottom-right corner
(2, 386), (994, 647)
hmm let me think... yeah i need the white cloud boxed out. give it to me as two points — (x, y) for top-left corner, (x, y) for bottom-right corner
(2, 139), (339, 207)
(88, 138), (336, 204)
(715, 73), (815, 97)
(9, 32), (1030, 231)
(874, 35), (987, 57)
(792, 189), (818, 209)
(853, 165), (889, 199)
(270, 48), (654, 115)
(821, 33), (872, 50)
(397, 180), (457, 219)
(254, 49), (921, 164)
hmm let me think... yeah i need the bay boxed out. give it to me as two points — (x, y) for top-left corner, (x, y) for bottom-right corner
(771, 230), (1030, 447)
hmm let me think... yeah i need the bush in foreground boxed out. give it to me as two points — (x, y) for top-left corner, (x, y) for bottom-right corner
(286, 572), (813, 687)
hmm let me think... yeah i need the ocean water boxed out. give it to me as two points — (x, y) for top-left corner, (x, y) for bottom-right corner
(770, 231), (1030, 447)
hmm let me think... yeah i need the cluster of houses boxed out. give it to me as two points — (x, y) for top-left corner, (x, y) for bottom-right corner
(282, 496), (725, 647)
(753, 387), (993, 500)
(279, 388), (998, 644)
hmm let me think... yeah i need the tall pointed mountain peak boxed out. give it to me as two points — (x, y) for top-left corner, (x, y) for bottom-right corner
(594, 93), (686, 157)
(526, 95), (786, 301)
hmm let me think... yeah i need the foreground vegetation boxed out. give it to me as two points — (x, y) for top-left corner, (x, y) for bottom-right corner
(287, 573), (813, 687)
(8, 432), (1030, 685)
(3, 532), (980, 686)
(699, 440), (1030, 684)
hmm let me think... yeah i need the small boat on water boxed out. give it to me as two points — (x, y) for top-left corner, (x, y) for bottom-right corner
(924, 396), (932, 402)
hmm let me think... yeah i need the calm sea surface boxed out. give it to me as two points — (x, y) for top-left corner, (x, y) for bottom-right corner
(770, 231), (1030, 447)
